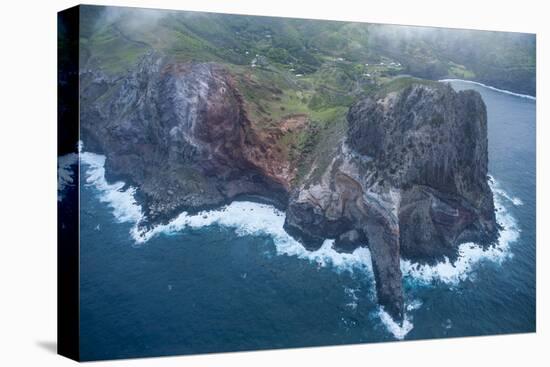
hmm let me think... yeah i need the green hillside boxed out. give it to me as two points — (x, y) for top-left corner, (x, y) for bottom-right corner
(79, 6), (535, 95)
(77, 6), (535, 175)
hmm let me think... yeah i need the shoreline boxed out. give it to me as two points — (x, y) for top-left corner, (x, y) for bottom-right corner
(74, 150), (521, 340)
(439, 78), (536, 100)
(77, 151), (518, 285)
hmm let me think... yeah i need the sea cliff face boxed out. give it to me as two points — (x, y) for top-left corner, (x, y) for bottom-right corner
(284, 84), (498, 320)
(80, 56), (497, 322)
(81, 53), (290, 225)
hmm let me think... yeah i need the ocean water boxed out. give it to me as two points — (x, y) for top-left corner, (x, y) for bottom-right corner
(69, 80), (535, 360)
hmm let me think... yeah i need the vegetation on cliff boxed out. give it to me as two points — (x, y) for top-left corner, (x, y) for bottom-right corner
(78, 5), (529, 322)
(79, 6), (535, 183)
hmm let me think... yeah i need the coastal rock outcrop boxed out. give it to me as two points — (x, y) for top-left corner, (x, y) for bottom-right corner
(81, 53), (498, 323)
(284, 83), (498, 321)
(80, 53), (290, 224)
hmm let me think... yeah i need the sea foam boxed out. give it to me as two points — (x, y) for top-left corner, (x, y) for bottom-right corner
(81, 152), (520, 340)
(133, 202), (375, 275)
(58, 153), (78, 201)
(81, 152), (144, 223)
(490, 177), (524, 206)
(400, 180), (519, 285)
(439, 78), (536, 101)
(378, 307), (414, 340)
(81, 152), (374, 275)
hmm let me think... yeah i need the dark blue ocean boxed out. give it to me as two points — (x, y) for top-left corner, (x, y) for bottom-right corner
(72, 80), (535, 361)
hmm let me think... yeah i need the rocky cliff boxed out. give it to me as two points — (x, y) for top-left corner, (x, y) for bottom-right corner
(284, 83), (498, 321)
(81, 52), (291, 225)
(81, 54), (497, 323)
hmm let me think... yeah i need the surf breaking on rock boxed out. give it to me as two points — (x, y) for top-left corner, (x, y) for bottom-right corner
(76, 151), (520, 340)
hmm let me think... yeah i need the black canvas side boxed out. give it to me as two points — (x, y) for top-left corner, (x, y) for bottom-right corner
(57, 5), (80, 362)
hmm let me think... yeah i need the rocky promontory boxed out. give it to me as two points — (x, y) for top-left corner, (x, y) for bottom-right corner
(284, 83), (498, 320)
(81, 54), (498, 323)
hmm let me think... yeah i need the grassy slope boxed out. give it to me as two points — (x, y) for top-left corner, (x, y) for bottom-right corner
(78, 6), (536, 183)
(367, 24), (536, 95)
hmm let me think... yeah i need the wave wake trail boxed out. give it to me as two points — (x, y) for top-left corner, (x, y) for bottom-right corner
(439, 78), (536, 100)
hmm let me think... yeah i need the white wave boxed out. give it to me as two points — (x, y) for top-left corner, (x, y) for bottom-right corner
(378, 298), (423, 339)
(80, 152), (374, 275)
(400, 180), (519, 285)
(80, 152), (144, 223)
(439, 78), (536, 101)
(406, 299), (423, 312)
(344, 287), (360, 310)
(58, 153), (78, 201)
(81, 151), (522, 340)
(490, 177), (523, 206)
(133, 202), (375, 275)
(378, 307), (414, 340)
(81, 152), (520, 286)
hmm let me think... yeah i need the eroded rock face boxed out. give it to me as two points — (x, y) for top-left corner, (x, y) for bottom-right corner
(284, 84), (498, 321)
(81, 54), (497, 324)
(80, 52), (289, 224)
